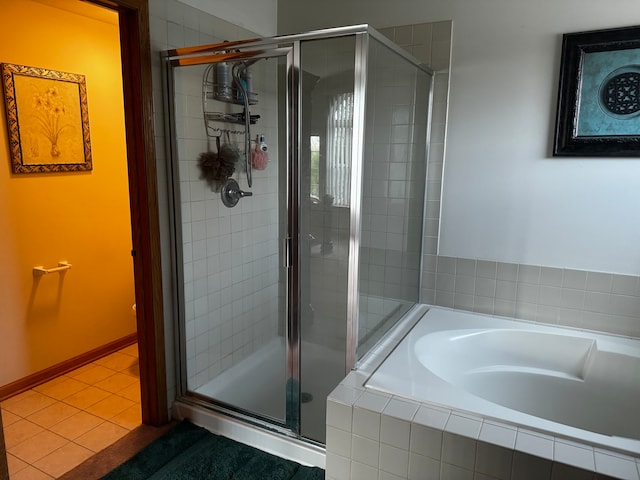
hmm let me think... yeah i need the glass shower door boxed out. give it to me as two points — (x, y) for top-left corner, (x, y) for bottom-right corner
(298, 35), (357, 443)
(168, 48), (295, 427)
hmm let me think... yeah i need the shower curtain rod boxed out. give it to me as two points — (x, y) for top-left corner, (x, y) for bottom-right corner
(167, 24), (373, 60)
(168, 37), (261, 57)
(171, 49), (263, 67)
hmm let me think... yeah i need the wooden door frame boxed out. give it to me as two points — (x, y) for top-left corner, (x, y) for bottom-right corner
(0, 410), (7, 480)
(0, 0), (167, 472)
(91, 0), (168, 426)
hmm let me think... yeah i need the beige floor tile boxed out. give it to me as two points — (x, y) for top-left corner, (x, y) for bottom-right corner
(33, 376), (88, 401)
(49, 411), (105, 440)
(125, 362), (140, 378)
(7, 452), (28, 475)
(84, 394), (136, 420)
(94, 351), (139, 372)
(1, 407), (21, 427)
(119, 344), (139, 357)
(69, 364), (116, 384)
(64, 362), (96, 378)
(110, 404), (142, 430)
(9, 429), (68, 464)
(27, 401), (80, 429)
(32, 375), (67, 392)
(10, 465), (54, 480)
(0, 391), (56, 418)
(61, 386), (111, 410)
(117, 382), (141, 402)
(94, 372), (138, 394)
(74, 421), (129, 452)
(33, 441), (94, 478)
(3, 419), (45, 449)
(0, 390), (33, 409)
(1, 344), (141, 476)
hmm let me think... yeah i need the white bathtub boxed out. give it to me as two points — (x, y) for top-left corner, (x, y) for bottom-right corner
(366, 307), (640, 455)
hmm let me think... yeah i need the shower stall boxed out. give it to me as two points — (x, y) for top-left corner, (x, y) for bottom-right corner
(162, 25), (433, 444)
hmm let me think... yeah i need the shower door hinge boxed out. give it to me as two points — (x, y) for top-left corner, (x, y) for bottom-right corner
(283, 237), (292, 268)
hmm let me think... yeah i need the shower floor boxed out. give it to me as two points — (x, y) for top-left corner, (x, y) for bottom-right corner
(195, 336), (345, 443)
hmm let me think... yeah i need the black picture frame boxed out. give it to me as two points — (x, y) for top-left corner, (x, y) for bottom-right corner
(553, 25), (640, 157)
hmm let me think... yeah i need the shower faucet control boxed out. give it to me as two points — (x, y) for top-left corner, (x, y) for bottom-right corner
(220, 178), (252, 208)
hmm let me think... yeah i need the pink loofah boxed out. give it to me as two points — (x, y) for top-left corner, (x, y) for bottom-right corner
(251, 143), (269, 170)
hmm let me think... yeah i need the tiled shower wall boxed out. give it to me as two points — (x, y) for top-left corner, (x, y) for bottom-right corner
(381, 21), (640, 340)
(152, 2), (282, 390)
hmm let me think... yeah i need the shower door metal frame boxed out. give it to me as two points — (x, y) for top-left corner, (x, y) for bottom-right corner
(286, 40), (301, 433)
(346, 31), (368, 371)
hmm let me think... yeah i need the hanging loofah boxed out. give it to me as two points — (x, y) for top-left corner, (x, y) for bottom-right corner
(251, 141), (268, 170)
(219, 141), (240, 168)
(198, 136), (236, 190)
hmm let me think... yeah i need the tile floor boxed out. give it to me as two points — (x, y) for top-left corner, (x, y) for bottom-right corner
(1, 344), (141, 479)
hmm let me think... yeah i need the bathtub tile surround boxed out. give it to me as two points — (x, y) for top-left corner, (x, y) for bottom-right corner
(425, 255), (640, 339)
(324, 307), (640, 480)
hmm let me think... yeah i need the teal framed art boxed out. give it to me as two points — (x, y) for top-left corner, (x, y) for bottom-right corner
(553, 25), (640, 157)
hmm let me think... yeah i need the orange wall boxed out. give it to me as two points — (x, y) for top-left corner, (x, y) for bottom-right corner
(0, 0), (135, 386)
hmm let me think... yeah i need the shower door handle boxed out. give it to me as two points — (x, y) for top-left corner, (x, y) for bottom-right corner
(283, 237), (292, 268)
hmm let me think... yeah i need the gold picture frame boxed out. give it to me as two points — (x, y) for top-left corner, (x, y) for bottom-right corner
(1, 63), (92, 173)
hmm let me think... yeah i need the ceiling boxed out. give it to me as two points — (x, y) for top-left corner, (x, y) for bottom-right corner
(31, 0), (117, 25)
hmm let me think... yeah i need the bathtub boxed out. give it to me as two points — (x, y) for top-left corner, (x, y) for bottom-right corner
(366, 307), (640, 456)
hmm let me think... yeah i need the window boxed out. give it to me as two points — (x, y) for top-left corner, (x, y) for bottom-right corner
(326, 92), (353, 207)
(310, 135), (320, 198)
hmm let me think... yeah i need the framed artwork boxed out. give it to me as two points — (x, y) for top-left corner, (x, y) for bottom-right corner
(553, 26), (640, 156)
(1, 63), (92, 173)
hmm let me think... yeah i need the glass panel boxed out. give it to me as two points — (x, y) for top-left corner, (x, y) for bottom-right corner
(173, 53), (290, 423)
(299, 35), (356, 443)
(357, 38), (431, 358)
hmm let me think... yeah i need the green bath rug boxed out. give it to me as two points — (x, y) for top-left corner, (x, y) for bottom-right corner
(100, 421), (325, 480)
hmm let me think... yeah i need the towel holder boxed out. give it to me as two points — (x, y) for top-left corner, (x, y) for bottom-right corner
(33, 262), (72, 277)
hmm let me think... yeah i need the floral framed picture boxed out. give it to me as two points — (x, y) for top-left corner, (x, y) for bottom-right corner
(1, 63), (92, 173)
(553, 26), (640, 157)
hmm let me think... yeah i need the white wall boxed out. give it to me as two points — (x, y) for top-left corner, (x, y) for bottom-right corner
(178, 0), (277, 37)
(278, 0), (640, 275)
